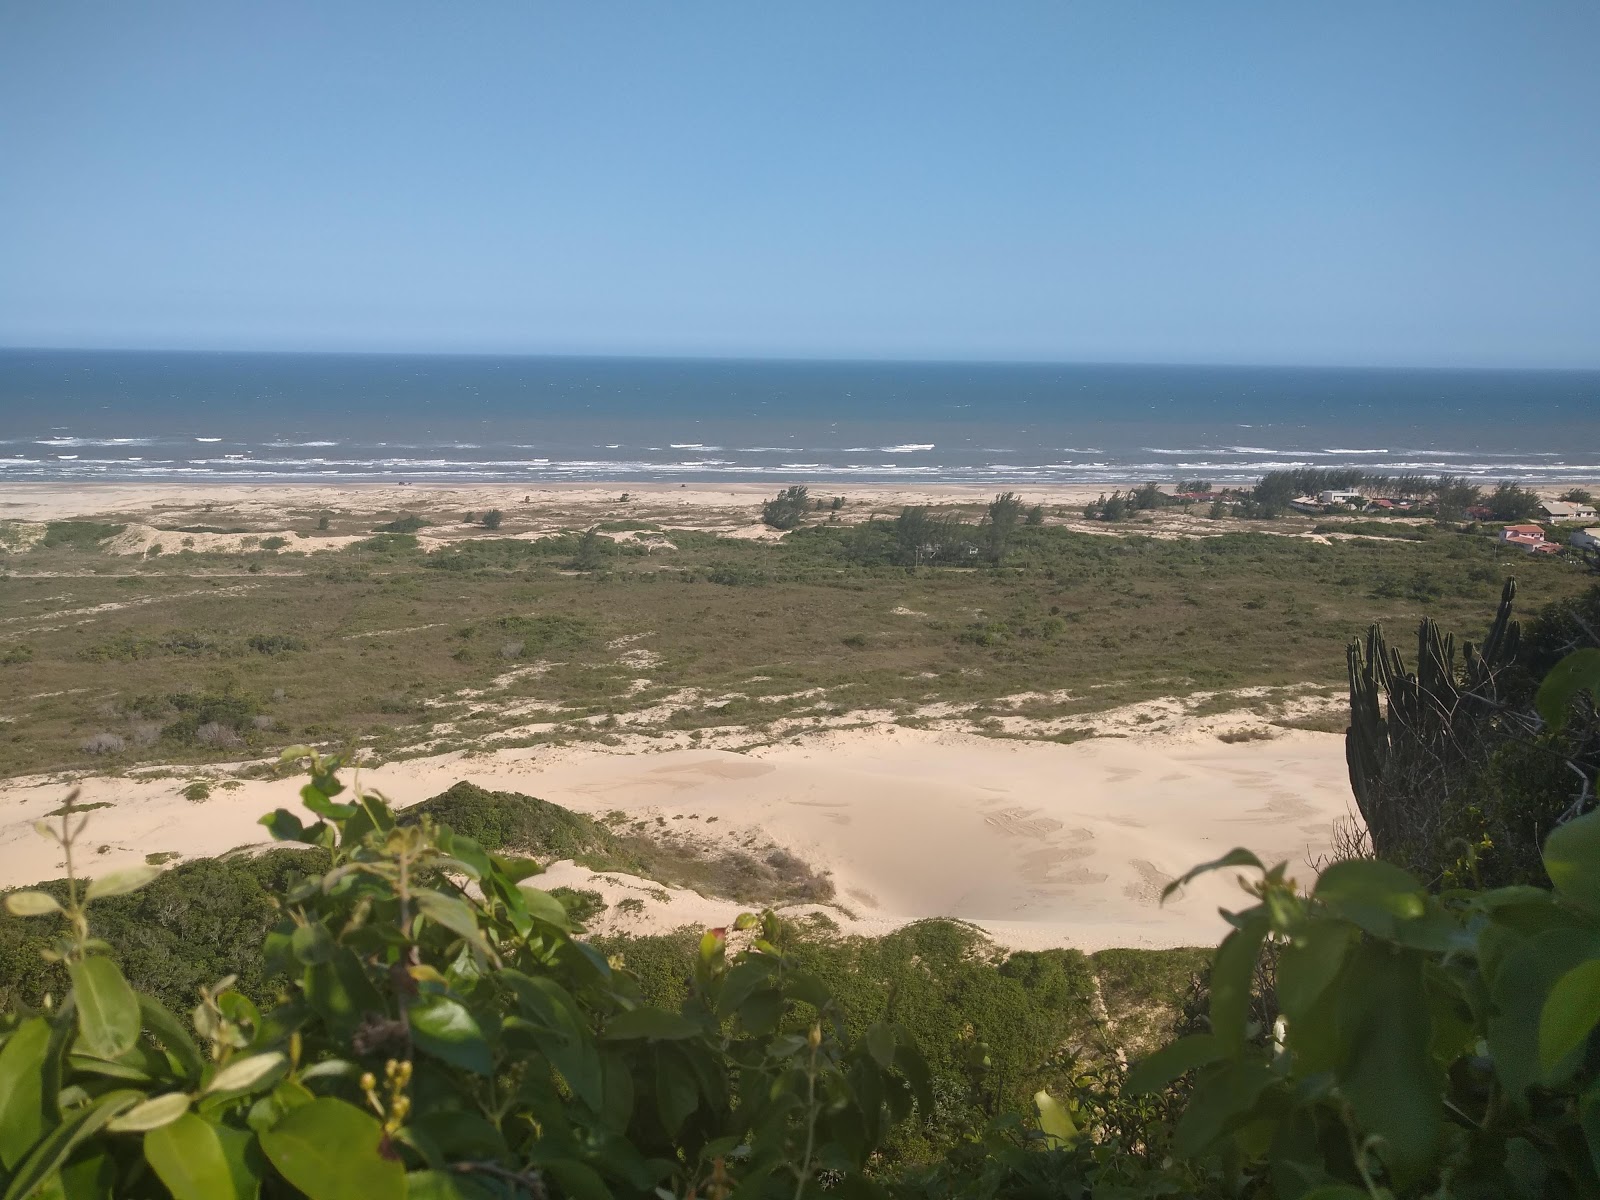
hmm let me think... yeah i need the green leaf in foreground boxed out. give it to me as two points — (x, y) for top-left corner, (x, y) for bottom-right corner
(205, 1051), (288, 1096)
(0, 1017), (52, 1170)
(1161, 847), (1264, 901)
(144, 1111), (261, 1200)
(259, 1098), (404, 1200)
(3, 890), (62, 917)
(105, 1091), (191, 1133)
(1536, 647), (1600, 731)
(0, 1089), (140, 1200)
(1034, 1090), (1078, 1146)
(603, 1007), (700, 1041)
(1313, 858), (1427, 938)
(1538, 959), (1600, 1078)
(1125, 1033), (1222, 1096)
(68, 955), (142, 1059)
(409, 995), (493, 1075)
(406, 1170), (505, 1200)
(85, 864), (161, 901)
(1545, 808), (1600, 916)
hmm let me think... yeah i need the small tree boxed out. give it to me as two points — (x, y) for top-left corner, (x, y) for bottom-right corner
(482, 509), (504, 530)
(573, 527), (609, 571)
(830, 495), (845, 511)
(316, 514), (330, 531)
(1487, 481), (1540, 522)
(982, 492), (1025, 563)
(761, 486), (810, 530)
(464, 511), (478, 524)
(1209, 497), (1229, 519)
(1024, 505), (1044, 526)
(1432, 475), (1483, 520)
(1132, 482), (1166, 511)
(1560, 488), (1594, 505)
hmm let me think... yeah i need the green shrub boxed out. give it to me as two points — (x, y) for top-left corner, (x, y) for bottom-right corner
(349, 532), (419, 553)
(761, 485), (809, 530)
(35, 520), (125, 550)
(376, 513), (429, 533)
(405, 780), (639, 869)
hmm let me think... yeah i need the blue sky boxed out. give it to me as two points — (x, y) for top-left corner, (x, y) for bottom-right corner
(1, 3), (1596, 366)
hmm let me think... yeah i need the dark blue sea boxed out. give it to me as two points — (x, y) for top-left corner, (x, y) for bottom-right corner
(2, 349), (1597, 485)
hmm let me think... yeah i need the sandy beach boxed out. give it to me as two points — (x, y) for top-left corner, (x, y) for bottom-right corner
(0, 723), (1353, 952)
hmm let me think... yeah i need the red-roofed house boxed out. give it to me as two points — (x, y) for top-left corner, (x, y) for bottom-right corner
(1499, 524), (1548, 550)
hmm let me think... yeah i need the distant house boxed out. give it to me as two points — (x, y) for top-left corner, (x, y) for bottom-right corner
(1542, 500), (1599, 521)
(1528, 541), (1563, 555)
(1499, 524), (1548, 550)
(1570, 527), (1600, 552)
(1465, 505), (1495, 520)
(1289, 496), (1323, 514)
(1318, 490), (1363, 505)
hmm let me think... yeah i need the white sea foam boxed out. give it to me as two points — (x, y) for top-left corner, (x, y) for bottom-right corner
(36, 436), (155, 447)
(878, 444), (934, 453)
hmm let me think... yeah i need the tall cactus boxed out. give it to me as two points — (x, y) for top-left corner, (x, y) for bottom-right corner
(1346, 579), (1521, 874)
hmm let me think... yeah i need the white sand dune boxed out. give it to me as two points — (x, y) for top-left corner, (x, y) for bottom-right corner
(0, 726), (1354, 951)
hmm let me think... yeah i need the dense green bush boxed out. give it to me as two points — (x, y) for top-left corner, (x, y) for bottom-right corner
(0, 849), (326, 1014)
(760, 486), (810, 531)
(35, 521), (125, 551)
(405, 781), (637, 869)
(376, 514), (430, 534)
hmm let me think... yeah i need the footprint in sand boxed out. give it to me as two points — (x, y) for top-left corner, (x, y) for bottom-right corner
(1228, 791), (1317, 823)
(984, 807), (1065, 838)
(1019, 845), (1107, 888)
(1122, 859), (1174, 907)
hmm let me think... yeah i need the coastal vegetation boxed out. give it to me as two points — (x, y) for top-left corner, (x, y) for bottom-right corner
(0, 496), (1591, 778)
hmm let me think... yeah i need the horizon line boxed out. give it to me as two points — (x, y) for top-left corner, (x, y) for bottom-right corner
(3, 342), (1600, 375)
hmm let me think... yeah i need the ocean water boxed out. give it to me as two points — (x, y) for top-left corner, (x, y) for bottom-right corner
(1, 349), (1597, 486)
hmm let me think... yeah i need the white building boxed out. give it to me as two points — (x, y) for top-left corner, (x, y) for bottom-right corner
(1570, 527), (1600, 551)
(1542, 500), (1598, 521)
(1318, 490), (1363, 505)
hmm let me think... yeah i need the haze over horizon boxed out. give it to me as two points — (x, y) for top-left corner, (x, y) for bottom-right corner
(2, 2), (1597, 369)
